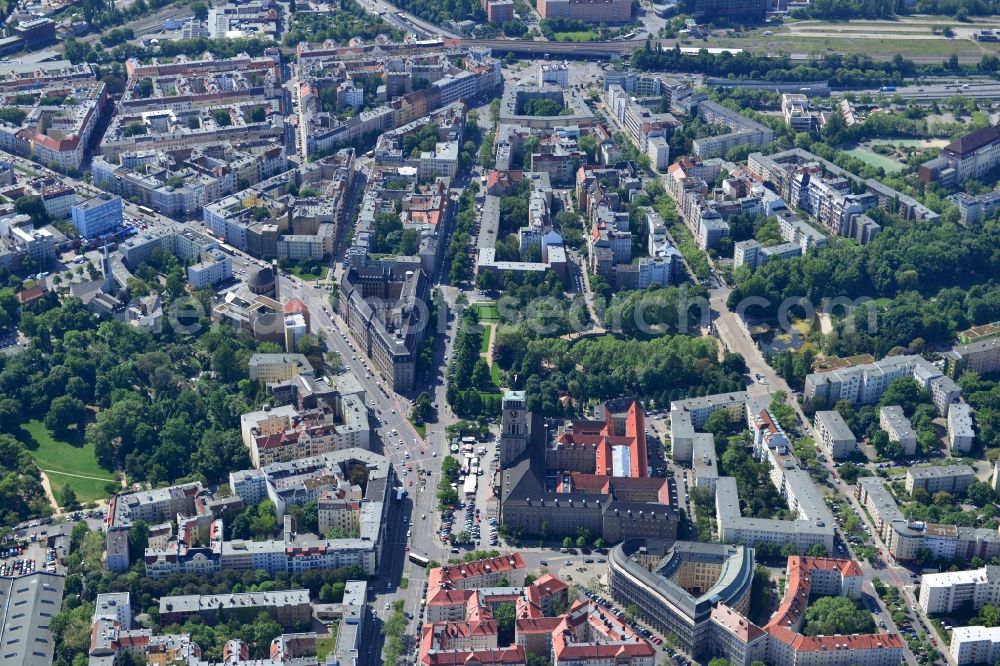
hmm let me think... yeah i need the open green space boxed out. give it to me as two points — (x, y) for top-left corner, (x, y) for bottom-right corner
(552, 30), (599, 42)
(480, 324), (493, 354)
(316, 620), (340, 661)
(288, 265), (325, 281)
(20, 419), (117, 504)
(709, 33), (993, 60)
(843, 146), (904, 173)
(474, 303), (499, 321)
(490, 362), (502, 387)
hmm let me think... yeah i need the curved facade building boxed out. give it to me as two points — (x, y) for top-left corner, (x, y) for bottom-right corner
(608, 539), (755, 658)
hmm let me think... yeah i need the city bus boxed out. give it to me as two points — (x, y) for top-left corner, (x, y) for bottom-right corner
(408, 552), (430, 567)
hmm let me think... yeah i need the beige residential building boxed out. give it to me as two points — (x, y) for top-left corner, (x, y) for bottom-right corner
(813, 410), (855, 459)
(905, 464), (975, 496)
(879, 406), (917, 456)
(948, 403), (976, 453)
(248, 353), (314, 383)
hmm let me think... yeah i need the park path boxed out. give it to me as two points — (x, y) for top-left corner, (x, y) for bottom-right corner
(38, 472), (59, 513)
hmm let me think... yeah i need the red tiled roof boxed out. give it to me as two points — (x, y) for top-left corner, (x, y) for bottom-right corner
(711, 604), (766, 643)
(790, 633), (904, 652)
(427, 553), (526, 592)
(283, 298), (307, 313)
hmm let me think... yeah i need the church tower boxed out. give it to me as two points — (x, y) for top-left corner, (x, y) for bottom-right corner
(499, 390), (529, 467)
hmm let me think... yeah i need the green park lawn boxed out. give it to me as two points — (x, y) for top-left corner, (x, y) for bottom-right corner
(474, 303), (499, 321)
(553, 30), (599, 42)
(480, 324), (493, 354)
(288, 265), (325, 281)
(20, 420), (117, 504)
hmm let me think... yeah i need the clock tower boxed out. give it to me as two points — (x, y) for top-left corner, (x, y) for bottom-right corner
(499, 390), (528, 467)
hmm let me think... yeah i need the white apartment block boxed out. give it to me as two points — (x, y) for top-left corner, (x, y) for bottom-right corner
(670, 392), (749, 463)
(812, 410), (855, 460)
(646, 135), (670, 171)
(186, 253), (232, 289)
(805, 354), (961, 416)
(418, 141), (459, 180)
(905, 464), (975, 496)
(781, 94), (813, 132)
(952, 626), (1000, 666)
(538, 62), (569, 87)
(920, 566), (1000, 615)
(948, 403), (976, 454)
(878, 405), (917, 456)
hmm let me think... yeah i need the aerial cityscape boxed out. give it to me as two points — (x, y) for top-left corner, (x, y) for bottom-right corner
(1, 0), (1000, 665)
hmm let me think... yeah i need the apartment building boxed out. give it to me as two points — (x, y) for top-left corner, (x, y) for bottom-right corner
(905, 465), (976, 496)
(749, 148), (937, 235)
(707, 404), (839, 554)
(952, 626), (1000, 665)
(536, 0), (632, 22)
(0, 216), (56, 274)
(812, 410), (855, 460)
(856, 477), (1000, 562)
(944, 338), (1000, 379)
(691, 100), (774, 159)
(202, 166), (346, 262)
(602, 72), (664, 97)
(186, 252), (232, 289)
(693, 0), (766, 23)
(949, 190), (1000, 225)
(147, 450), (390, 579)
(90, 590), (323, 666)
(715, 475), (835, 554)
(879, 406), (917, 456)
(920, 566), (1000, 615)
(804, 354), (961, 416)
(760, 557), (902, 666)
(0, 71), (106, 170)
(948, 403), (976, 454)
(158, 590), (311, 626)
(298, 49), (499, 159)
(248, 353), (314, 383)
(93, 144), (287, 217)
(418, 140), (459, 179)
(781, 94), (813, 131)
(538, 62), (569, 87)
(671, 392), (749, 463)
(229, 447), (388, 526)
(603, 84), (679, 152)
(421, 571), (644, 666)
(239, 391), (369, 468)
(486, 0), (515, 22)
(104, 482), (203, 572)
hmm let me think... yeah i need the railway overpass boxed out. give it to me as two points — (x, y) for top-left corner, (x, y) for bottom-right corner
(457, 38), (738, 59)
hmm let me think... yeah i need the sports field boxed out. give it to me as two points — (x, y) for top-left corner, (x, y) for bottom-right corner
(844, 146), (905, 173)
